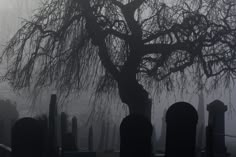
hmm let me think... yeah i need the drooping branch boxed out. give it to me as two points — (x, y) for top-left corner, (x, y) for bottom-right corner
(80, 0), (120, 80)
(2, 0), (236, 108)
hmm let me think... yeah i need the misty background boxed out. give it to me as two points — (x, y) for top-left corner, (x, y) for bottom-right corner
(0, 0), (236, 154)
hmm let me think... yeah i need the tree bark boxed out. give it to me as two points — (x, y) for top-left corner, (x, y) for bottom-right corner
(118, 77), (152, 121)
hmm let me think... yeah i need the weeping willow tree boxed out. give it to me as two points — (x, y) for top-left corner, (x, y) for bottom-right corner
(2, 0), (236, 120)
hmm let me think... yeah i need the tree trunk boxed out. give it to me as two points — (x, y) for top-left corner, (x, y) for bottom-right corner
(118, 78), (152, 121)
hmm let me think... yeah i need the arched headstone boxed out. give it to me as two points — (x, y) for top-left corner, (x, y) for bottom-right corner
(120, 114), (153, 157)
(165, 102), (198, 157)
(207, 100), (227, 156)
(11, 117), (44, 157)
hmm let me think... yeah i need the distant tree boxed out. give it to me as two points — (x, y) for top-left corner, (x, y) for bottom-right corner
(0, 99), (19, 145)
(2, 0), (236, 120)
(0, 99), (18, 120)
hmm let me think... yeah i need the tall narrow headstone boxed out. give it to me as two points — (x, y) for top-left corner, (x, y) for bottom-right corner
(165, 102), (198, 157)
(48, 94), (58, 157)
(61, 112), (68, 150)
(207, 100), (227, 157)
(72, 116), (78, 150)
(120, 114), (153, 157)
(11, 117), (44, 157)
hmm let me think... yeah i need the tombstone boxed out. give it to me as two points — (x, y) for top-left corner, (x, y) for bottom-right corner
(207, 100), (227, 157)
(206, 125), (214, 157)
(72, 116), (78, 150)
(61, 112), (68, 150)
(11, 117), (44, 157)
(165, 102), (198, 157)
(48, 94), (58, 157)
(63, 133), (77, 151)
(120, 114), (153, 157)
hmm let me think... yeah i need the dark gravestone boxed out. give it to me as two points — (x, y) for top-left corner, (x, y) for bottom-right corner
(120, 114), (153, 157)
(207, 100), (227, 157)
(206, 125), (214, 157)
(48, 94), (58, 157)
(36, 114), (49, 157)
(72, 116), (78, 150)
(165, 102), (198, 157)
(11, 117), (44, 157)
(63, 133), (77, 151)
(61, 112), (68, 150)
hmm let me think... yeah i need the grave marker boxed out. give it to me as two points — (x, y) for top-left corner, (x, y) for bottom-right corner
(165, 102), (198, 157)
(11, 117), (44, 157)
(207, 100), (228, 157)
(120, 114), (153, 157)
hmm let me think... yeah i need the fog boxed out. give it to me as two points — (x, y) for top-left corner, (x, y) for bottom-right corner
(0, 0), (235, 155)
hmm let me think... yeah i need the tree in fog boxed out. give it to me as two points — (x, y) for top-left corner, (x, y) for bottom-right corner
(2, 0), (236, 119)
(0, 99), (19, 145)
(0, 99), (18, 120)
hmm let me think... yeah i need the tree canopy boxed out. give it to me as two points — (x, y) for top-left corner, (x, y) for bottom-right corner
(2, 0), (236, 108)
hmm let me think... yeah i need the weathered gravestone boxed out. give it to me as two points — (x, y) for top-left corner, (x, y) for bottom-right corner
(63, 133), (77, 151)
(120, 114), (153, 157)
(206, 100), (228, 157)
(48, 94), (58, 157)
(72, 116), (78, 150)
(11, 117), (44, 157)
(165, 102), (198, 157)
(61, 112), (68, 151)
(36, 114), (49, 157)
(206, 125), (214, 157)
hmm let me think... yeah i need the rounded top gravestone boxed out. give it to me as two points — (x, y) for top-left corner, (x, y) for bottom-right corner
(11, 117), (44, 157)
(120, 114), (153, 157)
(166, 101), (198, 125)
(165, 102), (198, 157)
(207, 100), (227, 112)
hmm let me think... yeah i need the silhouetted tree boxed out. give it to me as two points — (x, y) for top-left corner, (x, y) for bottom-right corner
(2, 0), (236, 119)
